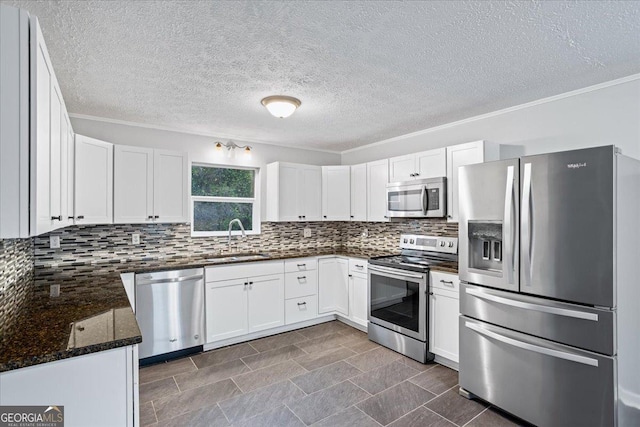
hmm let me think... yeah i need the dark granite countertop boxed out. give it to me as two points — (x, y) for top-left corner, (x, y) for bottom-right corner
(1, 247), (456, 373)
(0, 274), (142, 373)
(0, 248), (395, 373)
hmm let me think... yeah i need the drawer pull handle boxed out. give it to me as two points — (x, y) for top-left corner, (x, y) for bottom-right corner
(440, 280), (454, 285)
(169, 338), (177, 342)
(355, 265), (364, 268)
(297, 264), (306, 267)
(465, 288), (599, 321)
(297, 276), (306, 280)
(297, 302), (307, 306)
(465, 321), (599, 367)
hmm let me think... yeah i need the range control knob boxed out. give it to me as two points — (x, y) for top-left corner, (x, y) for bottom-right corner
(440, 241), (446, 247)
(403, 238), (408, 243)
(448, 242), (454, 248)
(409, 239), (415, 244)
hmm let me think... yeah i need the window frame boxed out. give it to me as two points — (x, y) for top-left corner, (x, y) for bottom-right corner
(190, 163), (261, 237)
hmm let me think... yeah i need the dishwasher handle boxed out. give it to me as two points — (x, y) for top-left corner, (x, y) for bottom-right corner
(136, 274), (203, 285)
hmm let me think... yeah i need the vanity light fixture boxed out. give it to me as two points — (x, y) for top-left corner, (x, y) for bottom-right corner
(215, 141), (252, 158)
(261, 95), (301, 118)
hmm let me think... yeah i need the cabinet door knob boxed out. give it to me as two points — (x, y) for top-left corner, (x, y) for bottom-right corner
(154, 215), (159, 219)
(148, 215), (154, 220)
(348, 274), (353, 278)
(323, 215), (327, 219)
(51, 216), (62, 221)
(415, 173), (420, 176)
(429, 292), (434, 295)
(350, 215), (354, 218)
(68, 216), (75, 220)
(76, 215), (84, 220)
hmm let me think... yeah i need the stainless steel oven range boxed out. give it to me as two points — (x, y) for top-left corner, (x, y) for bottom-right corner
(368, 234), (458, 363)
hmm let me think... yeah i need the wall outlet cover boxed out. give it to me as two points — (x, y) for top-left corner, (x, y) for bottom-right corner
(50, 284), (61, 298)
(50, 235), (60, 249)
(361, 228), (369, 238)
(132, 234), (141, 245)
(303, 228), (312, 238)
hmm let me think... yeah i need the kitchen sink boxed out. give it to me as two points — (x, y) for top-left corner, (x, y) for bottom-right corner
(205, 253), (271, 264)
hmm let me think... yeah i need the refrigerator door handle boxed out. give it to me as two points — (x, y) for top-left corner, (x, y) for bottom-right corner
(521, 162), (533, 287)
(465, 287), (599, 321)
(464, 321), (599, 367)
(503, 165), (515, 286)
(421, 186), (427, 214)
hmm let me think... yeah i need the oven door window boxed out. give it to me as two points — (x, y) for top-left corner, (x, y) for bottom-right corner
(370, 273), (420, 332)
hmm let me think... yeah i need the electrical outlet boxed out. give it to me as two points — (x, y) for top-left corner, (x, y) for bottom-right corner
(361, 228), (369, 238)
(132, 233), (141, 245)
(50, 235), (60, 249)
(50, 284), (60, 298)
(303, 228), (312, 238)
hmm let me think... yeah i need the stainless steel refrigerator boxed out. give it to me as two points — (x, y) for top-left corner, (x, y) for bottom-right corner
(458, 145), (640, 427)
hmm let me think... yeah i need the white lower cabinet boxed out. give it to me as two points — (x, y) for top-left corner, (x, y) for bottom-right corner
(205, 275), (284, 343)
(247, 274), (285, 332)
(284, 258), (318, 325)
(205, 279), (249, 342)
(349, 273), (368, 327)
(0, 345), (139, 427)
(285, 295), (318, 324)
(429, 271), (460, 363)
(205, 262), (285, 343)
(318, 257), (349, 316)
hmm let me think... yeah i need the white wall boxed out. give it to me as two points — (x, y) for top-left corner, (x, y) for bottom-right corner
(70, 117), (342, 219)
(341, 76), (640, 164)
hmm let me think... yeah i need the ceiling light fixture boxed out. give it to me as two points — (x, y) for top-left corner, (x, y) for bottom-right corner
(215, 141), (252, 158)
(261, 95), (301, 118)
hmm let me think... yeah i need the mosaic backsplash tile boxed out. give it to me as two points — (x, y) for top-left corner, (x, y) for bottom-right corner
(0, 238), (34, 338)
(33, 219), (458, 272)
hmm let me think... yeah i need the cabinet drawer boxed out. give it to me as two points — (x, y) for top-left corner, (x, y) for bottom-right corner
(285, 271), (317, 299)
(348, 258), (368, 274)
(285, 296), (318, 325)
(430, 271), (459, 292)
(206, 260), (284, 282)
(284, 258), (317, 273)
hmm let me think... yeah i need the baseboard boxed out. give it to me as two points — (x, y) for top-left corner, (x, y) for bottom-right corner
(335, 315), (367, 332)
(435, 355), (459, 371)
(203, 315), (337, 351)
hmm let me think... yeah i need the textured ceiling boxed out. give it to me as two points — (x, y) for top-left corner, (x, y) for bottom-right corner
(4, 1), (640, 152)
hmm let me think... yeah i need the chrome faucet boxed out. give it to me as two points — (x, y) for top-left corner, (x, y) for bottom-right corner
(227, 218), (247, 252)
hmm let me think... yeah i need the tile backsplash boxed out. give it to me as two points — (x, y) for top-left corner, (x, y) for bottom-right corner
(0, 238), (34, 338)
(34, 219), (458, 270)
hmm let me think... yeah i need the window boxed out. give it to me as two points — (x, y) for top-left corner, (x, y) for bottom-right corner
(191, 165), (260, 237)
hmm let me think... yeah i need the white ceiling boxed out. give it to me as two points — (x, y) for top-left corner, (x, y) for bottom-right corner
(4, 1), (640, 152)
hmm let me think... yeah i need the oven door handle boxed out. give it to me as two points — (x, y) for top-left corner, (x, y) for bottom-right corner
(368, 264), (425, 279)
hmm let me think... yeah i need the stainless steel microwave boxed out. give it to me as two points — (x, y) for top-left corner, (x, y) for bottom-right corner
(386, 177), (446, 218)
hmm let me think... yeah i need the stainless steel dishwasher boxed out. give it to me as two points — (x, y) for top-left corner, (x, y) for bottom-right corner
(135, 268), (205, 360)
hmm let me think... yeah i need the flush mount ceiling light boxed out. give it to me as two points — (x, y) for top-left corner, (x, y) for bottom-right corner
(261, 95), (301, 118)
(215, 141), (251, 158)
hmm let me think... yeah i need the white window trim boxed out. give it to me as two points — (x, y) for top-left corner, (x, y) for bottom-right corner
(190, 164), (261, 237)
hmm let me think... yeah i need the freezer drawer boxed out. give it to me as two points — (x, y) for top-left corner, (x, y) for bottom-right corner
(460, 317), (614, 427)
(461, 283), (614, 355)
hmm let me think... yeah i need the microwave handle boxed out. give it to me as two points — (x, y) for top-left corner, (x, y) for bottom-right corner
(421, 186), (428, 214)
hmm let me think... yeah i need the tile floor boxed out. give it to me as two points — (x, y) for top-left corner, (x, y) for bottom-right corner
(139, 321), (527, 426)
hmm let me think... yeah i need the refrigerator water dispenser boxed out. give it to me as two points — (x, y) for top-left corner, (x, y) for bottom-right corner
(468, 221), (503, 273)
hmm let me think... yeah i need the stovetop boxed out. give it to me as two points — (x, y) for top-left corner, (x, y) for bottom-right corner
(368, 234), (458, 273)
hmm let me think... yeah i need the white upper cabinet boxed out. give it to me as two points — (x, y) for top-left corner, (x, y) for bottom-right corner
(366, 159), (389, 222)
(322, 166), (351, 221)
(30, 15), (75, 236)
(0, 5), (30, 238)
(389, 148), (446, 182)
(74, 135), (113, 225)
(153, 149), (189, 223)
(446, 140), (499, 222)
(266, 162), (322, 222)
(59, 112), (74, 228)
(350, 163), (367, 221)
(114, 145), (188, 224)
